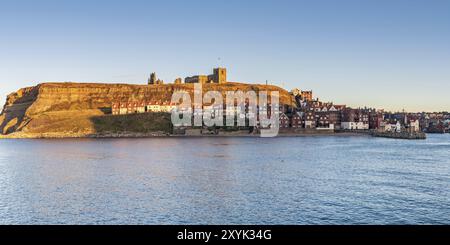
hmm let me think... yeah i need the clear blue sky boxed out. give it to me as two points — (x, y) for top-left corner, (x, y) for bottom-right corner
(1, 0), (449, 112)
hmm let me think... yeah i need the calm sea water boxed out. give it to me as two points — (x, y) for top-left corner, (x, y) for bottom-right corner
(0, 134), (449, 224)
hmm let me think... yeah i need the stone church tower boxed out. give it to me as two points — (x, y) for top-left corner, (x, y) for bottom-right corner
(148, 72), (157, 85)
(205, 67), (227, 84)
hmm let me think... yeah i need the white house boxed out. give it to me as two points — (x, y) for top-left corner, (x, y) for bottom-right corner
(159, 102), (177, 113)
(341, 122), (369, 130)
(409, 120), (420, 132)
(147, 102), (162, 112)
(382, 121), (401, 132)
(137, 102), (146, 113)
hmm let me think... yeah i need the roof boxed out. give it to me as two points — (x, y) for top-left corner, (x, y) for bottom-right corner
(293, 111), (304, 118)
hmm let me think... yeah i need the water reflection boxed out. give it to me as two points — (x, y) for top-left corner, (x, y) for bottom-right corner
(0, 134), (449, 224)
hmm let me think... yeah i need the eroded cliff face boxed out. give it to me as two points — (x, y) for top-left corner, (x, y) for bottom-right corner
(0, 85), (40, 134)
(0, 82), (294, 137)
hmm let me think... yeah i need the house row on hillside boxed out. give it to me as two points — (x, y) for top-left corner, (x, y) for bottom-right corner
(287, 100), (420, 132)
(112, 101), (177, 115)
(112, 99), (288, 116)
(111, 100), (422, 133)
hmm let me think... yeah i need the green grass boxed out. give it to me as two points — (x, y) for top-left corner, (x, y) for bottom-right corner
(90, 112), (173, 134)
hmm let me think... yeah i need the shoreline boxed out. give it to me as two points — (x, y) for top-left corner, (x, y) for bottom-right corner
(0, 131), (372, 139)
(2, 130), (444, 140)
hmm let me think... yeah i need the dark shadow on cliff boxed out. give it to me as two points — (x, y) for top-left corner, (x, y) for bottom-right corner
(98, 107), (112, 115)
(89, 112), (173, 135)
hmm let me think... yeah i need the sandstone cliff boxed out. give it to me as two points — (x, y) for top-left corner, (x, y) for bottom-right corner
(0, 82), (294, 138)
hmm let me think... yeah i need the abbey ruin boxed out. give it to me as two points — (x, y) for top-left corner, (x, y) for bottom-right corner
(148, 67), (228, 85)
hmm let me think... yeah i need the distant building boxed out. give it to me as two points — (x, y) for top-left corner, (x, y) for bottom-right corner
(185, 75), (209, 84)
(279, 113), (290, 128)
(317, 112), (330, 128)
(369, 109), (384, 129)
(127, 102), (135, 114)
(408, 119), (420, 132)
(208, 67), (227, 84)
(119, 103), (127, 115)
(185, 67), (227, 84)
(341, 108), (369, 130)
(137, 101), (146, 113)
(358, 110), (369, 128)
(291, 112), (304, 128)
(379, 120), (398, 132)
(174, 78), (183, 84)
(328, 111), (342, 129)
(301, 90), (313, 102)
(342, 108), (356, 123)
(304, 109), (316, 129)
(148, 72), (157, 85)
(392, 121), (402, 133)
(147, 101), (161, 112)
(111, 100), (176, 115)
(291, 88), (301, 97)
(112, 102), (120, 115)
(148, 72), (164, 85)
